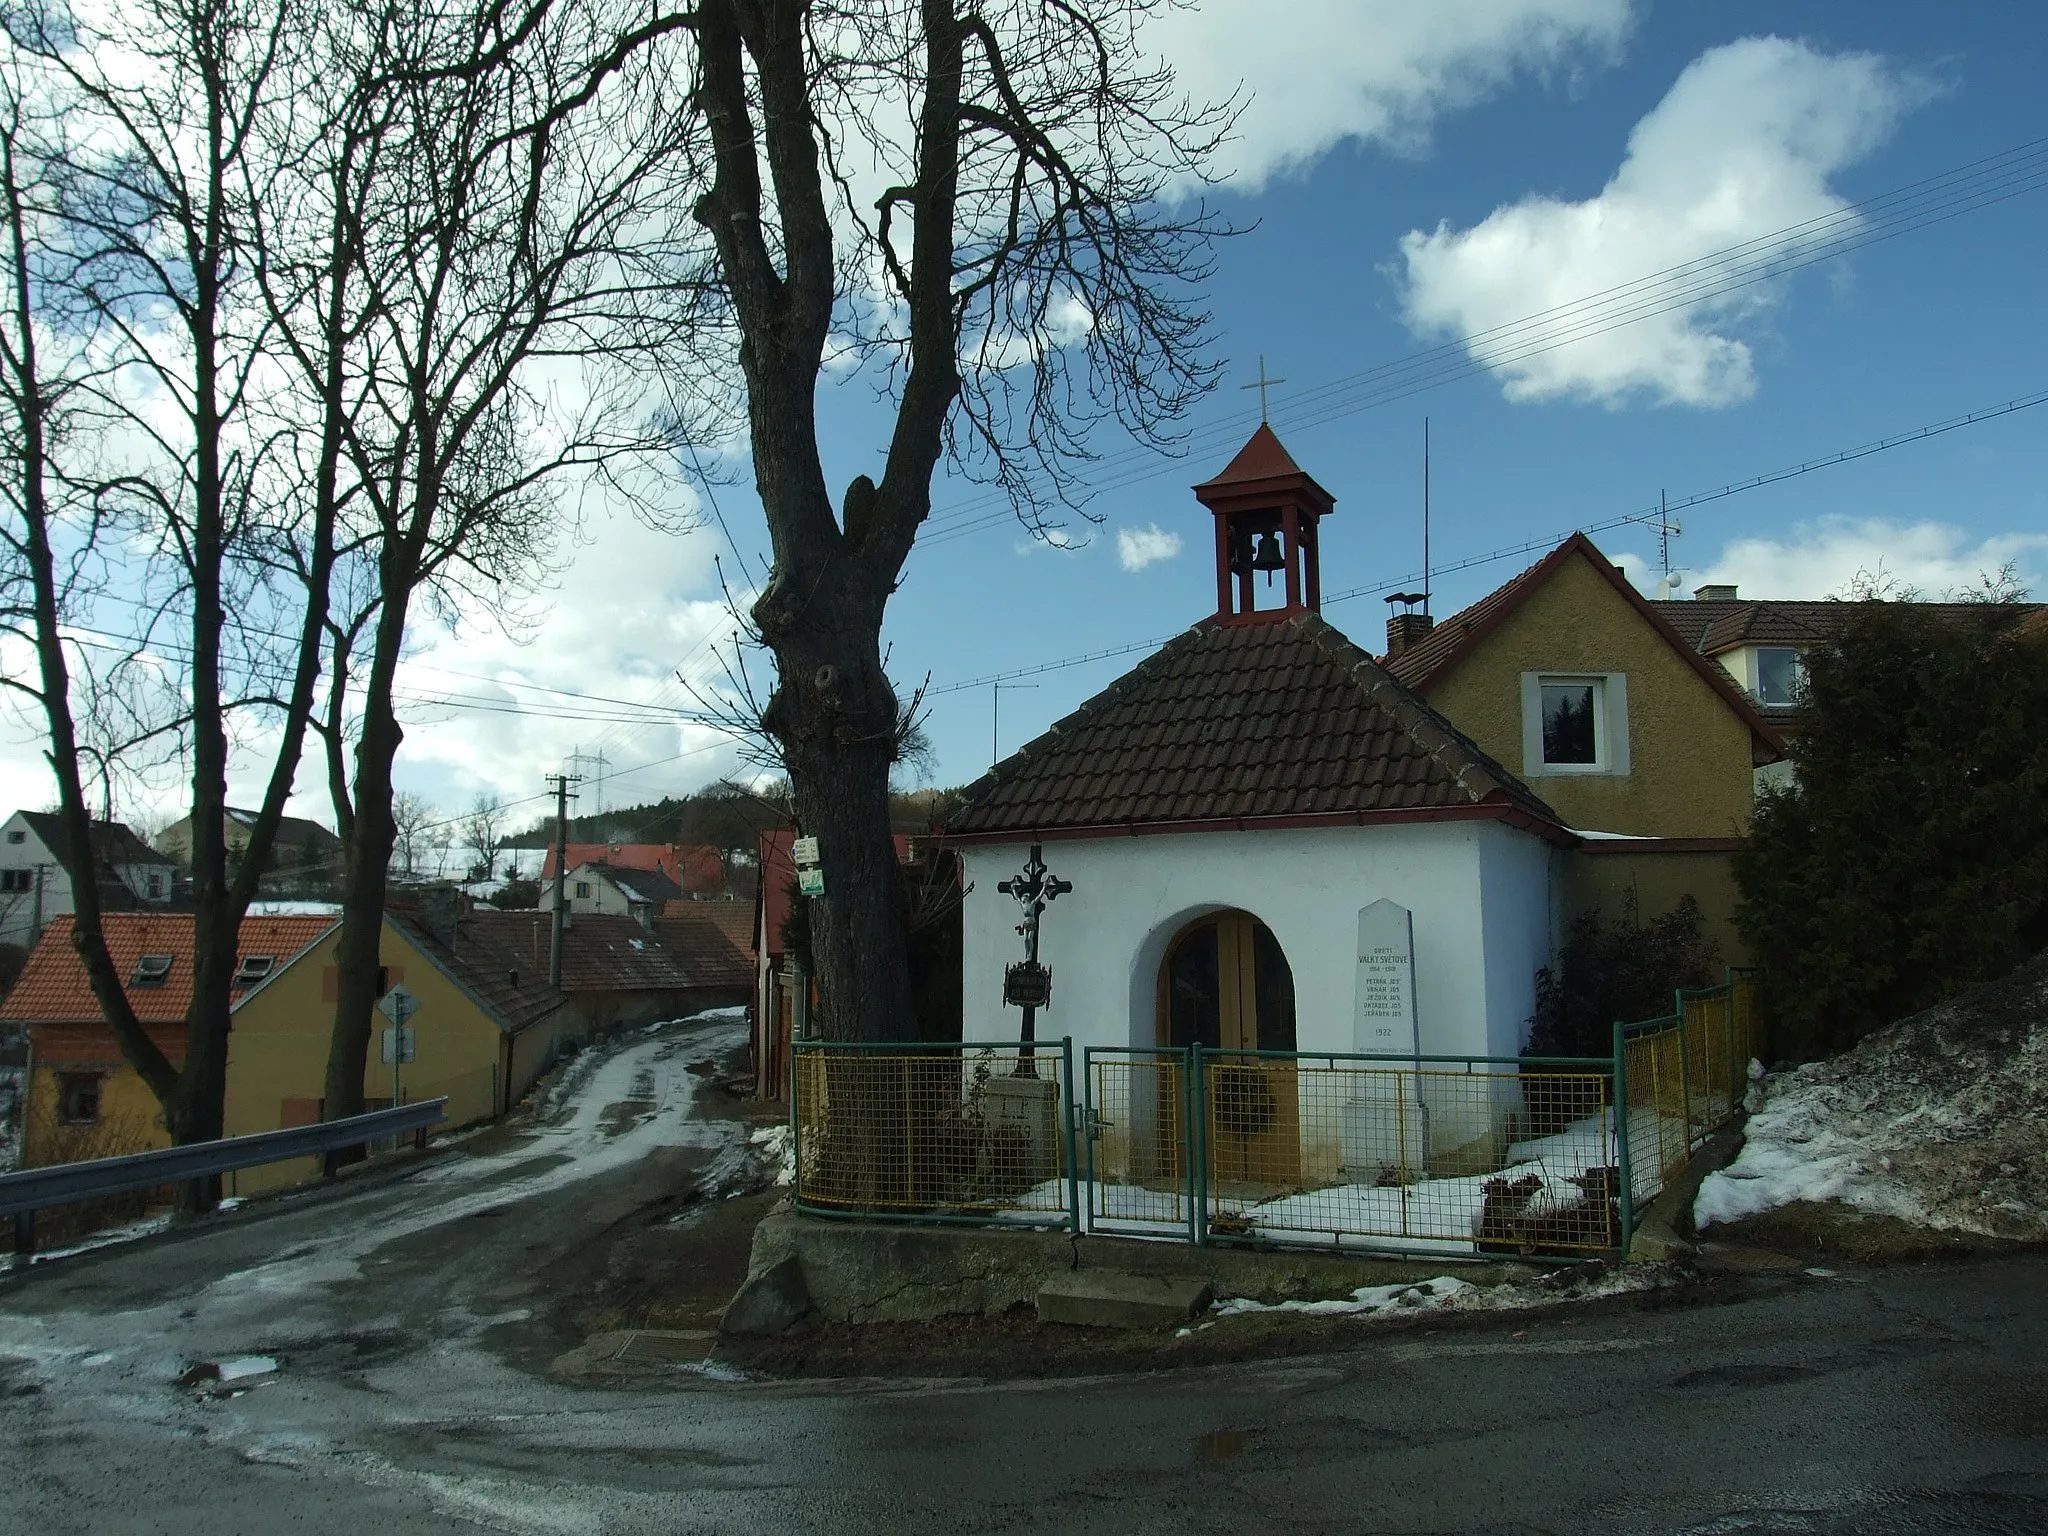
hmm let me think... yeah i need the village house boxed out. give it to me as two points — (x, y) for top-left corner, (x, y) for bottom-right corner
(539, 841), (728, 899)
(651, 901), (754, 1013)
(941, 425), (1568, 1142)
(0, 810), (180, 950)
(464, 906), (707, 1032)
(1380, 534), (1788, 962)
(0, 897), (604, 1193)
(155, 806), (345, 895)
(539, 860), (682, 928)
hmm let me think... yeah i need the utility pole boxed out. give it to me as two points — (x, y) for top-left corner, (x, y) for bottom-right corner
(545, 773), (581, 987)
(30, 863), (45, 943)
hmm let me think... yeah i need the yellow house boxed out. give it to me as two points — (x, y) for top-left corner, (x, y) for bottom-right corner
(1384, 534), (1787, 961)
(2, 899), (576, 1196)
(223, 896), (576, 1193)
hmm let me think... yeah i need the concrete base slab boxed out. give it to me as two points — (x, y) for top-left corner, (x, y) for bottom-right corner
(730, 1207), (1538, 1326)
(1037, 1272), (1212, 1329)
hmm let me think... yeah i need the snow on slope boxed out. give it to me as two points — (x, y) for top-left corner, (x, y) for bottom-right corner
(1697, 951), (2048, 1239)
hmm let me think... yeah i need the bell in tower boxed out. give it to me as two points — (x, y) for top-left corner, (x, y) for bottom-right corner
(1192, 424), (1337, 621)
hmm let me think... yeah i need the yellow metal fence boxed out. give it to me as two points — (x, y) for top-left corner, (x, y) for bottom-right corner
(791, 1042), (1075, 1227)
(788, 972), (1758, 1256)
(1618, 971), (1759, 1209)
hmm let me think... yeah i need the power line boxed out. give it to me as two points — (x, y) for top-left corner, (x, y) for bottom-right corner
(912, 134), (2048, 549)
(928, 383), (2048, 697)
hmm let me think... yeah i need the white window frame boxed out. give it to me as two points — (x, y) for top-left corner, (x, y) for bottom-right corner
(1521, 672), (1630, 778)
(1751, 646), (1804, 708)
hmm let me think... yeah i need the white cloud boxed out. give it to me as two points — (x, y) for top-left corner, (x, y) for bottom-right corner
(1683, 517), (2048, 601)
(1147, 0), (1632, 190)
(1116, 523), (1184, 572)
(1398, 37), (1928, 407)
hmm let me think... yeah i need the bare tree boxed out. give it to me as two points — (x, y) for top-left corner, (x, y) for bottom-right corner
(300, 0), (712, 1130)
(683, 1), (1230, 1039)
(462, 793), (505, 882)
(389, 792), (436, 878)
(0, 4), (340, 1194)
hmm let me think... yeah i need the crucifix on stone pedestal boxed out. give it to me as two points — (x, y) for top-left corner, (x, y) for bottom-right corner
(997, 841), (1070, 1073)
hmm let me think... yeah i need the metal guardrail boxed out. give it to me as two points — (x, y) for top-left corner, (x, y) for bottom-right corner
(1, 1099), (448, 1253)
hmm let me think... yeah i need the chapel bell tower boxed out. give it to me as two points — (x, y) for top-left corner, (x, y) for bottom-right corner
(1193, 423), (1336, 621)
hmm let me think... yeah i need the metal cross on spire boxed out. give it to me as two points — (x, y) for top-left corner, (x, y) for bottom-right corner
(1241, 355), (1285, 421)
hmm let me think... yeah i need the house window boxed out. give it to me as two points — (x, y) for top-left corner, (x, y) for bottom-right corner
(5, 829), (23, 844)
(130, 953), (175, 987)
(0, 869), (30, 893)
(147, 871), (166, 899)
(57, 1072), (102, 1125)
(1540, 681), (1601, 765)
(574, 881), (592, 899)
(1522, 673), (1629, 778)
(234, 954), (276, 985)
(1755, 647), (1804, 707)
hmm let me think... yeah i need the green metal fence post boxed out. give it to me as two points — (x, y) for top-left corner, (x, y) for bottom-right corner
(1060, 1037), (1081, 1235)
(1189, 1044), (1206, 1246)
(1613, 1018), (1634, 1257)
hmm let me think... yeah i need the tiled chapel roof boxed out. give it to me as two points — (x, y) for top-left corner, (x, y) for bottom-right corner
(944, 612), (1562, 840)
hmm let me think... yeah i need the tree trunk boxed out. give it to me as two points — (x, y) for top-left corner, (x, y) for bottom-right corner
(772, 638), (914, 1044)
(323, 579), (410, 1143)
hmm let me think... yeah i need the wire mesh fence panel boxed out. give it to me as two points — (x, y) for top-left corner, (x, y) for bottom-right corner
(791, 1043), (1073, 1228)
(1621, 1024), (1691, 1207)
(1082, 1048), (1194, 1236)
(1199, 1056), (1621, 1257)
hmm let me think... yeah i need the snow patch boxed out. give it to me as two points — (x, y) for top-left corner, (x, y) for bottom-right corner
(1696, 954), (2048, 1239)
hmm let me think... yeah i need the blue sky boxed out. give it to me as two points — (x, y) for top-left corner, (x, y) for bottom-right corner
(13, 1), (2043, 834)
(872, 2), (2048, 790)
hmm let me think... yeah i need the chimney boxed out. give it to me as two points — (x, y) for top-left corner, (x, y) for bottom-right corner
(1694, 584), (1739, 601)
(418, 884), (462, 950)
(1382, 591), (1433, 658)
(1386, 612), (1434, 657)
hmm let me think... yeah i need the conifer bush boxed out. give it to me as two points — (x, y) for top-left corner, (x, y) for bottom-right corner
(1736, 598), (2048, 1059)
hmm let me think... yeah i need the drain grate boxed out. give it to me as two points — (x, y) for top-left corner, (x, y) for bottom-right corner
(611, 1330), (715, 1364)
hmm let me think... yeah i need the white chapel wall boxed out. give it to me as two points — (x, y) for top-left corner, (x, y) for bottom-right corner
(959, 820), (1545, 1066)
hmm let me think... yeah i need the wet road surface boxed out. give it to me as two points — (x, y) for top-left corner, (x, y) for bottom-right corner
(1, 1013), (2043, 1535)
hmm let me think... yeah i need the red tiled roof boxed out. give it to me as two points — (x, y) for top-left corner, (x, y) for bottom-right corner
(651, 903), (754, 990)
(0, 913), (339, 1024)
(1383, 533), (1785, 758)
(1651, 598), (2044, 653)
(461, 910), (696, 993)
(942, 612), (1562, 840)
(383, 908), (566, 1035)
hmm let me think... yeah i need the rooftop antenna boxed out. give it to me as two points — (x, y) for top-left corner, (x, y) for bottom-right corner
(1423, 416), (1431, 617)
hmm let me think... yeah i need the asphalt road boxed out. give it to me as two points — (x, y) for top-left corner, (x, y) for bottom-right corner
(1, 1015), (2043, 1536)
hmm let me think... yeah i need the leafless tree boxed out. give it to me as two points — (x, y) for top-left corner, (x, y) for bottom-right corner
(389, 792), (436, 877)
(462, 793), (506, 882)
(294, 0), (715, 1129)
(681, 0), (1231, 1039)
(0, 4), (340, 1195)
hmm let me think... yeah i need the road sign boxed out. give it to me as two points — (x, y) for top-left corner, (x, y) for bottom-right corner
(797, 866), (825, 897)
(791, 836), (821, 867)
(377, 983), (418, 1025)
(380, 1026), (415, 1064)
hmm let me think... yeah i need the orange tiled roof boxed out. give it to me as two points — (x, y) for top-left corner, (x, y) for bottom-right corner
(0, 912), (339, 1024)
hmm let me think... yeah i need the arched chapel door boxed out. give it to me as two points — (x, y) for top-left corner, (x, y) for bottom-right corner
(1157, 911), (1300, 1190)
